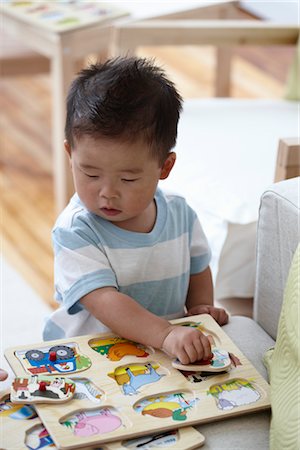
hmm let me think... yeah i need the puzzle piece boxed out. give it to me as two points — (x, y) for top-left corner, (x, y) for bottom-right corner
(15, 342), (91, 375)
(172, 348), (231, 372)
(11, 375), (76, 404)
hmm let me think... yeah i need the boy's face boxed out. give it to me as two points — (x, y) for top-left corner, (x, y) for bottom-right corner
(65, 135), (175, 232)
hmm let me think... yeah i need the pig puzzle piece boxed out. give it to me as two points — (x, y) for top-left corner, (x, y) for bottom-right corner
(11, 375), (76, 404)
(172, 348), (231, 372)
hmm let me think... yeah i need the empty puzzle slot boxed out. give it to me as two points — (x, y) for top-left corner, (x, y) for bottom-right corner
(133, 390), (199, 422)
(107, 361), (168, 396)
(179, 369), (228, 384)
(60, 406), (127, 437)
(72, 377), (105, 404)
(208, 377), (262, 411)
(25, 423), (54, 449)
(88, 336), (152, 362)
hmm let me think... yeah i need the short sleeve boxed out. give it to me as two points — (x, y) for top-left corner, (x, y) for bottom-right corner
(53, 224), (118, 314)
(190, 216), (211, 274)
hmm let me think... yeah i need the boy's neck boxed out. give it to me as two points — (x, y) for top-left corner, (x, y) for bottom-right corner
(112, 200), (157, 234)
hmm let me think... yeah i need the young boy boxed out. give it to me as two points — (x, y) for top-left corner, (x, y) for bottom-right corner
(43, 57), (228, 364)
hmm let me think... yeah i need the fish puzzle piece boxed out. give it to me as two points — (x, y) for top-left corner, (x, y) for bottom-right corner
(11, 375), (76, 404)
(172, 348), (231, 372)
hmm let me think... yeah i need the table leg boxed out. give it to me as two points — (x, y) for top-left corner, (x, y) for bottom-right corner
(51, 38), (76, 214)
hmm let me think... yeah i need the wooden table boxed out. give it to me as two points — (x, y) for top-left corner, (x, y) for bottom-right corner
(1, 0), (206, 213)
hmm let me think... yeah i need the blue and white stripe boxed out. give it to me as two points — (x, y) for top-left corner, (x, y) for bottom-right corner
(43, 188), (211, 340)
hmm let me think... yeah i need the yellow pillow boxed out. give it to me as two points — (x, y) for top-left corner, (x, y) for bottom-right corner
(269, 244), (300, 450)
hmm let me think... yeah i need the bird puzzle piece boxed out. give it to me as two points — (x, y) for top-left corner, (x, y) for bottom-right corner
(11, 375), (76, 404)
(172, 348), (231, 372)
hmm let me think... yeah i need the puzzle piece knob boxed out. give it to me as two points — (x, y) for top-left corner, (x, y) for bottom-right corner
(49, 351), (57, 361)
(39, 381), (47, 391)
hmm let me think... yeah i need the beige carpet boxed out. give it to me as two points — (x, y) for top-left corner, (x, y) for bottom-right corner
(1, 255), (52, 391)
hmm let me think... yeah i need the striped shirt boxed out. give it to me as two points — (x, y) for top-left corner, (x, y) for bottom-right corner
(43, 188), (211, 340)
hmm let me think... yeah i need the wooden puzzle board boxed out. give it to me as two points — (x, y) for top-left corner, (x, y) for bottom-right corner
(5, 314), (270, 450)
(0, 387), (204, 450)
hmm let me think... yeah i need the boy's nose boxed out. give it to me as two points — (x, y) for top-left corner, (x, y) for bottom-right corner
(99, 183), (118, 199)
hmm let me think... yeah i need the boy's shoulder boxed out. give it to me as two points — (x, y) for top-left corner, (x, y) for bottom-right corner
(159, 187), (192, 212)
(159, 186), (187, 203)
(53, 194), (89, 231)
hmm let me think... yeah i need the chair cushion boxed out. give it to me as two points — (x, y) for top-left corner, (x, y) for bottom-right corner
(223, 316), (275, 380)
(198, 410), (270, 449)
(269, 244), (300, 450)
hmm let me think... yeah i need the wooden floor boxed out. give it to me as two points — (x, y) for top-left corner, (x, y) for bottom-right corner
(0, 44), (294, 308)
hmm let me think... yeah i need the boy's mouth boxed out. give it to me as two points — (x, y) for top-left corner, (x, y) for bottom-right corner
(100, 207), (122, 217)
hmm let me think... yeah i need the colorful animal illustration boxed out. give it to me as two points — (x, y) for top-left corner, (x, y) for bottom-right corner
(4, 314), (270, 449)
(108, 363), (165, 395)
(16, 343), (91, 375)
(208, 378), (261, 410)
(108, 342), (149, 361)
(123, 363), (165, 395)
(11, 375), (76, 404)
(63, 408), (122, 437)
(134, 392), (199, 421)
(89, 337), (149, 361)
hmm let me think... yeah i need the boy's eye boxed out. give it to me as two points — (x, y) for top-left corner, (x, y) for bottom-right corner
(85, 174), (99, 179)
(122, 178), (139, 183)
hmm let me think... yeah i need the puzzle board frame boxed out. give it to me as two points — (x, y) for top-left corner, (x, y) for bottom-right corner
(0, 387), (204, 450)
(5, 314), (270, 450)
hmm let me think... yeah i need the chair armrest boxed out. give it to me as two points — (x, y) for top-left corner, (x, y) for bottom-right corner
(254, 177), (300, 339)
(274, 138), (300, 182)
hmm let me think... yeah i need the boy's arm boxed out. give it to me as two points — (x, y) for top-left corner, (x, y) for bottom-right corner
(81, 287), (212, 364)
(186, 266), (229, 325)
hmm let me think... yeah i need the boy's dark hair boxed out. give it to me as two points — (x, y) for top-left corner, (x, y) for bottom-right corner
(65, 57), (183, 164)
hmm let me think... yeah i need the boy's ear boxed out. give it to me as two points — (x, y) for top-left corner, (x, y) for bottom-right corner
(64, 140), (73, 169)
(64, 140), (72, 158)
(160, 152), (176, 180)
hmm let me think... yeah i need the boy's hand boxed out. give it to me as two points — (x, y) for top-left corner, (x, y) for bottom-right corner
(187, 305), (229, 326)
(162, 326), (213, 365)
(0, 369), (8, 381)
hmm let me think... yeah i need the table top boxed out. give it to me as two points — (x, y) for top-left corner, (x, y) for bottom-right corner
(1, 1), (230, 34)
(0, 0), (128, 34)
